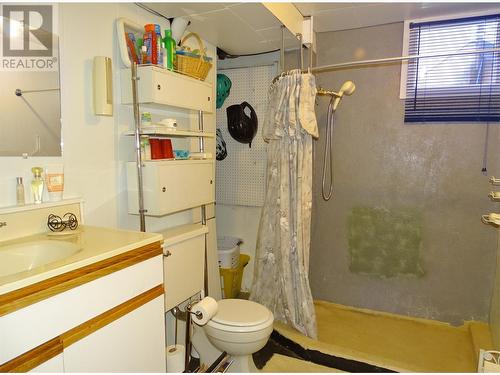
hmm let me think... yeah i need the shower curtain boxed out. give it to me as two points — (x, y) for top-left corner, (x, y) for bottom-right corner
(250, 69), (319, 339)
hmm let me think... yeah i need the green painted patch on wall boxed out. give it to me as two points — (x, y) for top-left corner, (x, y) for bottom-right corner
(347, 206), (424, 278)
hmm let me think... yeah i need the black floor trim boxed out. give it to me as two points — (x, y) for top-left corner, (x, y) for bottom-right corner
(253, 330), (397, 373)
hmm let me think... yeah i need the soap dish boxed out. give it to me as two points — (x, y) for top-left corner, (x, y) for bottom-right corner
(173, 149), (190, 160)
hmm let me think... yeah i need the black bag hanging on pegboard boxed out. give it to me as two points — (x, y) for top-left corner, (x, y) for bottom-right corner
(216, 129), (228, 161)
(226, 102), (258, 148)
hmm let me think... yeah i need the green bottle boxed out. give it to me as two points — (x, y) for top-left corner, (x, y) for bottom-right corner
(163, 29), (176, 71)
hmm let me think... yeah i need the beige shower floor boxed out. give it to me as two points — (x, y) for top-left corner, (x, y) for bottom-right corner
(272, 300), (493, 372)
(261, 354), (343, 373)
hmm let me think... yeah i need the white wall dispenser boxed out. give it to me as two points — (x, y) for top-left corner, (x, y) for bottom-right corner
(93, 56), (113, 116)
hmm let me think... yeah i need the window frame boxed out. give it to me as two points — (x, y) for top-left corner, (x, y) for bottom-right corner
(399, 9), (500, 100)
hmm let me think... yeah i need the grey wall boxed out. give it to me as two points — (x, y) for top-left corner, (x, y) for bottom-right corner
(491, 231), (500, 347)
(309, 22), (500, 324)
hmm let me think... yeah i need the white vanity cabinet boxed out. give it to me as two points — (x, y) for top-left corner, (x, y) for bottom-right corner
(0, 241), (166, 373)
(63, 295), (165, 372)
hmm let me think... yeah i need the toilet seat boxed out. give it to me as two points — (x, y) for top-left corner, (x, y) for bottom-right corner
(207, 299), (273, 332)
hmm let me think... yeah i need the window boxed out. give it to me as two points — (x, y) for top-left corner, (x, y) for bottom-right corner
(402, 13), (500, 122)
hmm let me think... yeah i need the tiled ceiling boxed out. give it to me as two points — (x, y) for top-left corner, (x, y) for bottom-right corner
(295, 2), (500, 32)
(145, 3), (298, 55)
(145, 2), (500, 55)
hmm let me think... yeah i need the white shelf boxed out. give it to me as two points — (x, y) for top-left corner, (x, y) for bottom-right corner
(141, 159), (214, 165)
(125, 126), (215, 138)
(0, 197), (84, 215)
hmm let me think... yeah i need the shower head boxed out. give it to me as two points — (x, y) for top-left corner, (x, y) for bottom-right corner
(332, 80), (356, 111)
(339, 80), (356, 96)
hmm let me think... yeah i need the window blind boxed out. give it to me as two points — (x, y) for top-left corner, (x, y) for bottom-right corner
(405, 14), (500, 122)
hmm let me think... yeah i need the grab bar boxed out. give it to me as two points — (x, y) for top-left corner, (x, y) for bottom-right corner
(15, 88), (60, 97)
(481, 213), (500, 226)
(490, 176), (500, 185)
(489, 192), (500, 201)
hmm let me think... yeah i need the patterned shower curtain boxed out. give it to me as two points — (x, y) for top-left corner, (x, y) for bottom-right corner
(250, 69), (319, 339)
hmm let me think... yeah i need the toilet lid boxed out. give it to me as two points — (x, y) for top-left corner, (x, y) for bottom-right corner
(211, 299), (272, 327)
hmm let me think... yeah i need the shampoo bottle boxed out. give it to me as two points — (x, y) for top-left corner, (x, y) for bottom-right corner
(31, 167), (44, 204)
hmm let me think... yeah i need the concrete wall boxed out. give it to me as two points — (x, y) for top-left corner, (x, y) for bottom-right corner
(491, 231), (500, 348)
(309, 22), (500, 324)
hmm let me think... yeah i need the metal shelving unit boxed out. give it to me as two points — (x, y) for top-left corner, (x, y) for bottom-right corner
(127, 63), (214, 233)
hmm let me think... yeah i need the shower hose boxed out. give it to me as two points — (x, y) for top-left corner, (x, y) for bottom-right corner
(321, 96), (335, 201)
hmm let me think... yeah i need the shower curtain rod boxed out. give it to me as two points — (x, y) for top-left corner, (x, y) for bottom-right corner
(271, 47), (500, 85)
(310, 47), (500, 73)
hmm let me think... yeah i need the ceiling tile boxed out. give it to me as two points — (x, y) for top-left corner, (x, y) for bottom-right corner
(304, 2), (500, 33)
(182, 9), (267, 54)
(295, 2), (374, 16)
(146, 3), (236, 18)
(229, 3), (281, 31)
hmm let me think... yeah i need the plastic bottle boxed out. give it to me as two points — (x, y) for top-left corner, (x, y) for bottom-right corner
(31, 167), (44, 204)
(144, 24), (156, 64)
(161, 42), (167, 69)
(163, 29), (176, 71)
(16, 177), (25, 205)
(155, 24), (163, 66)
(136, 38), (144, 63)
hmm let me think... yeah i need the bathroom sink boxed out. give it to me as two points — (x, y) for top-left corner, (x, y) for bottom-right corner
(0, 240), (80, 278)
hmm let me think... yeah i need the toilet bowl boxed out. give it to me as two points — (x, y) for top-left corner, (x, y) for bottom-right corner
(200, 299), (274, 372)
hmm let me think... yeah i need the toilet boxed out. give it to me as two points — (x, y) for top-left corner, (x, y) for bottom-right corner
(194, 299), (274, 372)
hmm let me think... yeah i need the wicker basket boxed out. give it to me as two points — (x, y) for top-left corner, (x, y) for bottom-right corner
(174, 32), (212, 81)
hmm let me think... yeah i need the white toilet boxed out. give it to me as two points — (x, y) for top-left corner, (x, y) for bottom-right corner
(195, 299), (274, 372)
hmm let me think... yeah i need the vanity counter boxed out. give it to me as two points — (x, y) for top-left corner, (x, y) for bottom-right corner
(0, 225), (163, 296)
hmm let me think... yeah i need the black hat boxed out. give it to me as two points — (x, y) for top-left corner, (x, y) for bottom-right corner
(226, 102), (258, 148)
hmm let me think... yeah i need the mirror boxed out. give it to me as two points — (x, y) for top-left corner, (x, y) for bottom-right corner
(0, 6), (61, 157)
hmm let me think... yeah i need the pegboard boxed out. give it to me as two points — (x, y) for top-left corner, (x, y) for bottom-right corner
(216, 64), (277, 207)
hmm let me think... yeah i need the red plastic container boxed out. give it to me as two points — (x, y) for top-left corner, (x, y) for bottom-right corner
(149, 138), (163, 159)
(161, 139), (174, 159)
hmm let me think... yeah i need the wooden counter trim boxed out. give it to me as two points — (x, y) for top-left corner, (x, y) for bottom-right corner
(61, 284), (164, 348)
(0, 337), (63, 373)
(0, 285), (164, 372)
(0, 241), (162, 316)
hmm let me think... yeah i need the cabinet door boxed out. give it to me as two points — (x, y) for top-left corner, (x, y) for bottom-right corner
(127, 161), (215, 216)
(63, 296), (166, 372)
(164, 235), (205, 311)
(155, 162), (214, 215)
(151, 68), (213, 112)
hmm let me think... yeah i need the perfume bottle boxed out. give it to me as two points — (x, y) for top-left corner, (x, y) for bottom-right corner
(16, 177), (25, 205)
(31, 167), (44, 204)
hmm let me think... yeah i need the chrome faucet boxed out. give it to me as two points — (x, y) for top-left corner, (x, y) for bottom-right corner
(0, 222), (7, 228)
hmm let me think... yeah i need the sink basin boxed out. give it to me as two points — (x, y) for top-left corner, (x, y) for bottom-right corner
(0, 240), (81, 278)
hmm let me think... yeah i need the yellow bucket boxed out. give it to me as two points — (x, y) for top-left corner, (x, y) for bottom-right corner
(219, 254), (250, 299)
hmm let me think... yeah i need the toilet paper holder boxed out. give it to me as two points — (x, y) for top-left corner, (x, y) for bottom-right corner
(184, 300), (207, 372)
(191, 309), (204, 321)
(181, 298), (223, 372)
